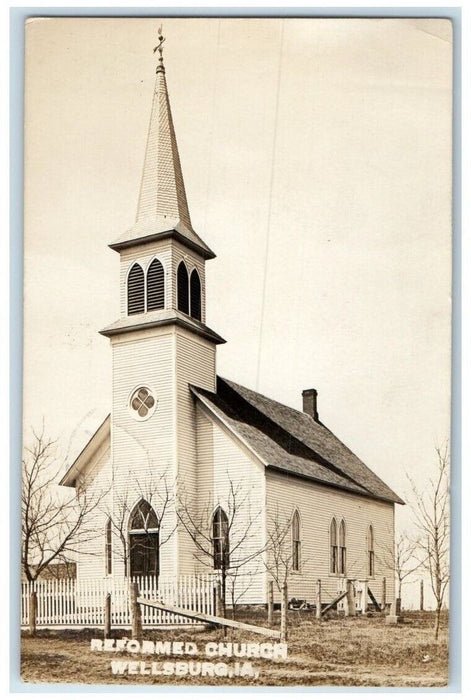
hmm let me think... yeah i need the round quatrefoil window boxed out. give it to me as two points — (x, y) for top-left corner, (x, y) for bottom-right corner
(129, 387), (157, 421)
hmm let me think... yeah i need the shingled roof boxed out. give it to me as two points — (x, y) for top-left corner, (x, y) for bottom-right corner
(191, 377), (404, 505)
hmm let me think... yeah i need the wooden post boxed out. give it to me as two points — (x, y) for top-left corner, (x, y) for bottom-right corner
(420, 580), (424, 611)
(346, 580), (355, 617)
(104, 593), (111, 639)
(280, 582), (288, 642)
(267, 581), (274, 627)
(29, 591), (37, 637)
(395, 597), (402, 616)
(381, 576), (387, 612)
(358, 580), (367, 614)
(130, 582), (142, 640)
(215, 582), (223, 618)
(316, 579), (322, 620)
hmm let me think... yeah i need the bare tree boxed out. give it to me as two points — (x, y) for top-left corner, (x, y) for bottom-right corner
(408, 443), (450, 639)
(263, 505), (309, 640)
(22, 427), (106, 582)
(102, 467), (176, 578)
(264, 505), (297, 595)
(177, 477), (263, 618)
(378, 531), (423, 607)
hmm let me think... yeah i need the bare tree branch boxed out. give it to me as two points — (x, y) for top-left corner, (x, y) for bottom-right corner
(406, 442), (450, 639)
(176, 474), (265, 618)
(22, 426), (108, 581)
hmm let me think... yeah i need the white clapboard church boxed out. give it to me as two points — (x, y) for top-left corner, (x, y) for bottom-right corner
(60, 41), (403, 607)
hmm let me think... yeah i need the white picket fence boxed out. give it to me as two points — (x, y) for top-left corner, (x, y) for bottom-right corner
(21, 574), (216, 628)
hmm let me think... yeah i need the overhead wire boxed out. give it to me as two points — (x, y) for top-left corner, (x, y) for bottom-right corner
(255, 19), (285, 390)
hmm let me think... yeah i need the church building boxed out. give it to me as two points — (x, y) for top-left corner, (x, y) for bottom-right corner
(60, 38), (403, 607)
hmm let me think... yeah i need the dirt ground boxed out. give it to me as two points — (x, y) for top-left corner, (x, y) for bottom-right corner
(20, 610), (448, 687)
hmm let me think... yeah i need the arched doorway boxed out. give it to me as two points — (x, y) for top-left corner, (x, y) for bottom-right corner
(128, 500), (159, 578)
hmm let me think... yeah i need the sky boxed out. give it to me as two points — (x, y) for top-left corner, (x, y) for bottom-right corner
(23, 17), (452, 608)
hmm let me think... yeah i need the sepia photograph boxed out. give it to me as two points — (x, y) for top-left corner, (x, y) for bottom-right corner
(20, 16), (452, 688)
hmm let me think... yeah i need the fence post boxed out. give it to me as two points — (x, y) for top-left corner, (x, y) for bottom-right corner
(267, 581), (274, 627)
(358, 580), (368, 614)
(346, 580), (355, 617)
(316, 579), (322, 620)
(104, 593), (111, 639)
(130, 582), (142, 640)
(215, 582), (223, 618)
(420, 580), (424, 611)
(280, 582), (288, 642)
(29, 590), (37, 636)
(381, 576), (387, 612)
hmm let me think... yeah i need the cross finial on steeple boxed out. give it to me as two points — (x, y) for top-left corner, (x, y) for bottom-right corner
(153, 25), (166, 73)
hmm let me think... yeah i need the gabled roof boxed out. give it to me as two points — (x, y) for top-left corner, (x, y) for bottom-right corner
(59, 415), (110, 487)
(60, 379), (403, 505)
(191, 377), (404, 505)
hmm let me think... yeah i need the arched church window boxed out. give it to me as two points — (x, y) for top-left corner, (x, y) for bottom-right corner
(339, 519), (347, 575)
(330, 517), (338, 574)
(190, 269), (201, 321)
(212, 507), (229, 570)
(127, 263), (145, 315)
(147, 259), (165, 311)
(129, 500), (159, 578)
(177, 261), (189, 315)
(367, 525), (375, 577)
(292, 509), (301, 572)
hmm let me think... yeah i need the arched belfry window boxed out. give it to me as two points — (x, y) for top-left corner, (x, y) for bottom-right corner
(190, 269), (201, 321)
(147, 259), (165, 311)
(212, 507), (229, 570)
(128, 263), (145, 315)
(330, 518), (338, 574)
(339, 519), (347, 575)
(177, 261), (189, 315)
(367, 525), (375, 577)
(292, 510), (301, 572)
(128, 500), (159, 578)
(105, 518), (112, 576)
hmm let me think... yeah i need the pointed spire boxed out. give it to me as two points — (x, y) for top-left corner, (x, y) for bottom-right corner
(110, 33), (215, 260)
(136, 28), (191, 228)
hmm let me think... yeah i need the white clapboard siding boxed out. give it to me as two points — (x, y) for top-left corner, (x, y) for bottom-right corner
(76, 445), (112, 580)
(21, 574), (216, 627)
(195, 404), (266, 604)
(265, 470), (395, 605)
(175, 331), (216, 574)
(110, 331), (177, 578)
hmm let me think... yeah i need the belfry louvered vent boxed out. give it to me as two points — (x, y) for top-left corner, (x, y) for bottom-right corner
(190, 269), (201, 321)
(177, 261), (189, 315)
(127, 263), (145, 315)
(147, 259), (165, 311)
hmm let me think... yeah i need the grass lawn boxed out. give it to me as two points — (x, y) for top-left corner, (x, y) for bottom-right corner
(21, 609), (448, 687)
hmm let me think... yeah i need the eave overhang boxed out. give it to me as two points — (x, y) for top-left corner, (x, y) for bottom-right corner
(100, 310), (226, 345)
(59, 415), (111, 487)
(109, 220), (216, 260)
(265, 464), (403, 506)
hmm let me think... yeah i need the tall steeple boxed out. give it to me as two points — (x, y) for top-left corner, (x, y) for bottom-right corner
(136, 29), (191, 228)
(102, 31), (223, 347)
(110, 29), (214, 260)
